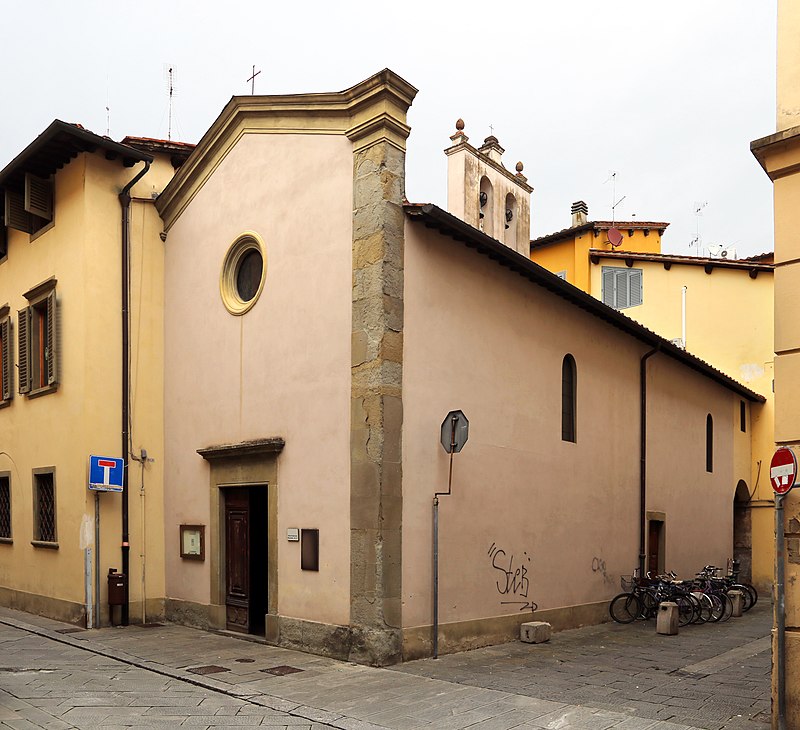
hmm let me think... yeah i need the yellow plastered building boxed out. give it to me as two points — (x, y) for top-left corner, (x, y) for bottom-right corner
(0, 122), (191, 625)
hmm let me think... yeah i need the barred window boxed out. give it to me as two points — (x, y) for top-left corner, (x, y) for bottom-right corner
(33, 471), (56, 545)
(0, 476), (10, 540)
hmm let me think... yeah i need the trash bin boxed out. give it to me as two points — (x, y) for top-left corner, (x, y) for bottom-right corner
(107, 569), (127, 625)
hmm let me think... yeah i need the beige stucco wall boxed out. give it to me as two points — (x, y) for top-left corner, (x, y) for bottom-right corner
(589, 257), (773, 588)
(401, 221), (742, 633)
(163, 133), (353, 627)
(778, 0), (800, 131)
(0, 151), (167, 623)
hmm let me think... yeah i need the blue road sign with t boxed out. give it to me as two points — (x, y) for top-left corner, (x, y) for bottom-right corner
(88, 455), (124, 492)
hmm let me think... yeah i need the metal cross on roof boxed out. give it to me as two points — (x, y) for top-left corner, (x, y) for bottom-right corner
(247, 65), (261, 95)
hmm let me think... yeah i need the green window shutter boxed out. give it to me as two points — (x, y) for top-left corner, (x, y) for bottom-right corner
(45, 291), (57, 386)
(24, 174), (53, 222)
(17, 307), (31, 394)
(0, 318), (11, 401)
(4, 189), (33, 234)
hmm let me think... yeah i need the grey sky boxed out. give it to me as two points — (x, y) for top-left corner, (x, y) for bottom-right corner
(0, 1), (776, 257)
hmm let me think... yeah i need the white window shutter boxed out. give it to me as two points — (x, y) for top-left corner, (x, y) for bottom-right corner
(17, 307), (31, 394)
(24, 174), (53, 222)
(601, 268), (616, 307)
(617, 271), (629, 308)
(630, 269), (643, 307)
(5, 189), (33, 234)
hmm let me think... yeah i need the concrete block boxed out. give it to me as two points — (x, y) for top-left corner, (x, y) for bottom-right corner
(520, 621), (551, 644)
(729, 590), (744, 617)
(656, 601), (679, 635)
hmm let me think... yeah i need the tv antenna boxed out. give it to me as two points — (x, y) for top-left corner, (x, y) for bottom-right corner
(604, 171), (626, 223)
(105, 77), (111, 137)
(164, 65), (177, 140)
(690, 201), (707, 255)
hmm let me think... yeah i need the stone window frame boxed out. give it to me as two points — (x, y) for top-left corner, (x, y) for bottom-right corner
(219, 232), (267, 316)
(32, 466), (57, 548)
(0, 472), (11, 543)
(19, 277), (58, 398)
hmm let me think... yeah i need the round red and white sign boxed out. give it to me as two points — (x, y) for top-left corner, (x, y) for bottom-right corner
(770, 447), (797, 495)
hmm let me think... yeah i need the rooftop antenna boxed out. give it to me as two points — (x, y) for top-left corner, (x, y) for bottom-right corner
(105, 77), (111, 137)
(604, 171), (626, 223)
(247, 65), (261, 95)
(690, 201), (707, 255)
(164, 65), (177, 141)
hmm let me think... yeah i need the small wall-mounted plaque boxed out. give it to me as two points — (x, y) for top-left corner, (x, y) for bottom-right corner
(287, 528), (300, 542)
(180, 524), (205, 561)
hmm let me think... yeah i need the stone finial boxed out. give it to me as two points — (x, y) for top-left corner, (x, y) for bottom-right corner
(515, 161), (527, 183)
(450, 118), (468, 144)
(478, 135), (505, 164)
(516, 161), (524, 173)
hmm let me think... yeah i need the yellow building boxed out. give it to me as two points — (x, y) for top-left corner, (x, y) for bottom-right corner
(751, 0), (800, 725)
(532, 207), (775, 594)
(0, 122), (189, 626)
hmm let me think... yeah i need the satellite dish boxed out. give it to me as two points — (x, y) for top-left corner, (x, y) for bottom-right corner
(607, 227), (623, 247)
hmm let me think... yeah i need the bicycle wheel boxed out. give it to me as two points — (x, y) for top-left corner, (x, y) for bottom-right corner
(707, 592), (725, 622)
(730, 584), (753, 612)
(691, 592), (712, 624)
(741, 583), (758, 610)
(639, 590), (658, 620)
(674, 594), (696, 627)
(719, 592), (734, 622)
(609, 593), (642, 624)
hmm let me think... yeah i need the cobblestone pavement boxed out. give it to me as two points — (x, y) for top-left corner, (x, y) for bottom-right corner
(393, 602), (772, 729)
(0, 601), (771, 730)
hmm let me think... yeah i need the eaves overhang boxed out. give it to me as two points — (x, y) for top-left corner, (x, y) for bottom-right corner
(589, 249), (773, 276)
(751, 124), (800, 180)
(530, 220), (670, 251)
(0, 120), (152, 193)
(405, 204), (766, 404)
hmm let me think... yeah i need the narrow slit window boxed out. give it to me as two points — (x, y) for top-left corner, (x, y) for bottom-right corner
(706, 414), (713, 473)
(740, 401), (746, 433)
(562, 354), (577, 443)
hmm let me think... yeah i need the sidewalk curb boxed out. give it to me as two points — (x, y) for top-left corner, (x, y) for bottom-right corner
(0, 616), (386, 730)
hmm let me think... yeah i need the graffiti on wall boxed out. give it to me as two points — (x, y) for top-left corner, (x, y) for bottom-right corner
(488, 542), (537, 612)
(591, 556), (614, 585)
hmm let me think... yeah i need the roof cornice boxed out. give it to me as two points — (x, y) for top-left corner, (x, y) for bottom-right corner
(751, 124), (800, 180)
(405, 204), (765, 403)
(156, 69), (417, 231)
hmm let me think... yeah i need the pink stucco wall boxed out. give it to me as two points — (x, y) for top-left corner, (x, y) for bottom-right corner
(401, 221), (739, 630)
(163, 133), (353, 626)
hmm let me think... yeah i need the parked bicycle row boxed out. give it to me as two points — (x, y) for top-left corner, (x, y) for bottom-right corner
(609, 562), (758, 626)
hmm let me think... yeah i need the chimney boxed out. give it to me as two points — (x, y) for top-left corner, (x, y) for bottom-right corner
(571, 200), (588, 227)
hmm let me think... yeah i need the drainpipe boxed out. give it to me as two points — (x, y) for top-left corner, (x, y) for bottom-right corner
(119, 160), (151, 626)
(639, 348), (658, 578)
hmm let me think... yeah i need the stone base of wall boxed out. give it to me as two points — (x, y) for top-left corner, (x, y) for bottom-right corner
(0, 585), (166, 628)
(0, 585), (85, 625)
(402, 600), (610, 660)
(164, 597), (224, 630)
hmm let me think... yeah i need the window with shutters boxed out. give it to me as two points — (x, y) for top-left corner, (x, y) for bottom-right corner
(601, 266), (643, 309)
(562, 354), (577, 443)
(32, 468), (56, 546)
(19, 278), (58, 397)
(4, 174), (54, 239)
(0, 308), (12, 407)
(0, 474), (10, 541)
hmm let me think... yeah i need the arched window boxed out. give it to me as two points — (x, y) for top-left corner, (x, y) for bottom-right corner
(706, 414), (713, 472)
(479, 176), (494, 237)
(562, 355), (577, 442)
(504, 192), (518, 250)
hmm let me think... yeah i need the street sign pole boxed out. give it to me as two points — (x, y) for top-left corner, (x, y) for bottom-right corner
(769, 445), (795, 730)
(433, 410), (469, 659)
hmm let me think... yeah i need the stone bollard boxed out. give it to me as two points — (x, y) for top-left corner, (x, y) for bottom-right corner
(656, 602), (679, 635)
(520, 621), (552, 644)
(728, 590), (743, 618)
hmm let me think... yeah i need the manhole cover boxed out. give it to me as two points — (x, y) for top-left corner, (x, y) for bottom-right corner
(188, 665), (229, 675)
(55, 628), (84, 634)
(235, 658), (255, 663)
(261, 665), (303, 676)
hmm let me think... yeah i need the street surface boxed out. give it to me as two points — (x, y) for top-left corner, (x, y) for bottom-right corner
(0, 601), (771, 729)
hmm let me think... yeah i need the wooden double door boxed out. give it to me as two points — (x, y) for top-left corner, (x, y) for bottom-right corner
(224, 487), (268, 634)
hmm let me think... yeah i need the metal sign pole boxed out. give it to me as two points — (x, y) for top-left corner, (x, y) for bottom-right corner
(433, 496), (439, 659)
(95, 491), (100, 628)
(776, 492), (786, 730)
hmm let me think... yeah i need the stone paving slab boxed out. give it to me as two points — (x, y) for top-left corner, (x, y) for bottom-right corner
(0, 602), (773, 729)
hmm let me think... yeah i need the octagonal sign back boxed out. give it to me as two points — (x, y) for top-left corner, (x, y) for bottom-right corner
(440, 410), (469, 454)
